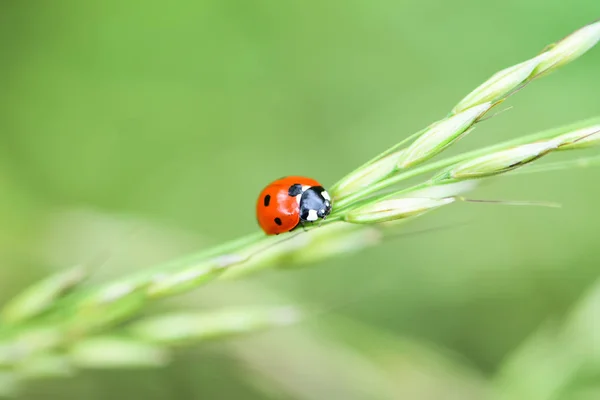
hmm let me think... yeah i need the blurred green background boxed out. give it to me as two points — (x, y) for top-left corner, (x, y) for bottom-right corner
(1, 1), (599, 399)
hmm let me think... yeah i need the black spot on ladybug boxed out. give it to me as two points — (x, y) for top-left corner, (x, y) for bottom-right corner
(288, 184), (303, 197)
(263, 194), (271, 207)
(274, 217), (282, 226)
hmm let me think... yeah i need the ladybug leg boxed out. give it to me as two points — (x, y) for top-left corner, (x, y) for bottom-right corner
(318, 216), (326, 227)
(299, 221), (308, 232)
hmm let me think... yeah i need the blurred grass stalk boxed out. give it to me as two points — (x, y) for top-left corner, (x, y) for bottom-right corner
(0, 19), (599, 396)
(493, 276), (600, 400)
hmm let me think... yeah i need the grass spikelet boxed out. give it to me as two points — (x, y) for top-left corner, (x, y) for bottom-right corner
(533, 20), (600, 76)
(146, 257), (236, 299)
(555, 125), (600, 150)
(397, 102), (492, 168)
(1, 267), (88, 325)
(129, 306), (302, 345)
(452, 56), (544, 114)
(69, 336), (169, 369)
(331, 152), (403, 200)
(345, 197), (455, 224)
(432, 140), (561, 182)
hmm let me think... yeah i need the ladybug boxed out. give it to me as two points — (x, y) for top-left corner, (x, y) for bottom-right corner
(256, 176), (333, 235)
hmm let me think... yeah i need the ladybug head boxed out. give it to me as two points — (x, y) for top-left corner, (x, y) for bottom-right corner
(299, 186), (332, 222)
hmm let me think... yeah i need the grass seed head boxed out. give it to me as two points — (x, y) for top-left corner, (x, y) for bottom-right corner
(345, 197), (455, 224)
(14, 353), (73, 380)
(70, 281), (149, 336)
(130, 307), (302, 345)
(146, 257), (238, 299)
(69, 337), (169, 369)
(433, 140), (561, 183)
(331, 151), (402, 199)
(397, 103), (492, 168)
(452, 57), (544, 114)
(555, 126), (600, 150)
(287, 223), (382, 265)
(534, 21), (600, 76)
(1, 266), (88, 325)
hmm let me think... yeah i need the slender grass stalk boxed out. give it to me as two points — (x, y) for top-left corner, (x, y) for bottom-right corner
(0, 20), (599, 394)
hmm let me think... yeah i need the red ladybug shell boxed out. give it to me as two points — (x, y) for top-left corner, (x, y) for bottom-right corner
(256, 176), (323, 235)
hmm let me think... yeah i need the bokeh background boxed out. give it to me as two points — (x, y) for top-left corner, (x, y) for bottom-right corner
(1, 1), (600, 399)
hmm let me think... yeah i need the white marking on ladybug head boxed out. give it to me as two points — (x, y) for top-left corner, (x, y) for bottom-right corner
(321, 191), (331, 201)
(295, 194), (302, 205)
(306, 209), (319, 221)
(302, 185), (311, 192)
